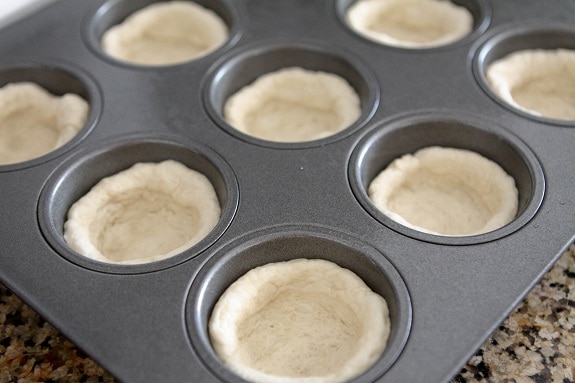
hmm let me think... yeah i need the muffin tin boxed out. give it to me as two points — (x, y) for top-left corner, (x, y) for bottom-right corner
(0, 0), (574, 382)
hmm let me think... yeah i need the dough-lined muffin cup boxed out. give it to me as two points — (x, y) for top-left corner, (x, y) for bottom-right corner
(368, 146), (518, 236)
(345, 0), (473, 48)
(486, 49), (575, 121)
(0, 82), (88, 165)
(64, 160), (221, 264)
(100, 1), (229, 66)
(223, 67), (361, 143)
(209, 258), (390, 383)
(349, 112), (544, 244)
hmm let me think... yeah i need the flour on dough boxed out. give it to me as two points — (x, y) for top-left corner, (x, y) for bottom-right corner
(209, 258), (390, 383)
(346, 0), (473, 48)
(368, 146), (518, 236)
(224, 67), (361, 143)
(101, 1), (228, 66)
(486, 49), (575, 121)
(64, 160), (221, 264)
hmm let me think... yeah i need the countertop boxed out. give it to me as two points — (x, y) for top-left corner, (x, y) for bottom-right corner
(1, 245), (573, 383)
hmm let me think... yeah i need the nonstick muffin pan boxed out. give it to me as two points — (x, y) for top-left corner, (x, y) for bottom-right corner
(1, 0), (574, 382)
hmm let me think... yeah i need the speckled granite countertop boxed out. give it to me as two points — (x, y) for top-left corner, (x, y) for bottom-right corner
(1, 245), (573, 383)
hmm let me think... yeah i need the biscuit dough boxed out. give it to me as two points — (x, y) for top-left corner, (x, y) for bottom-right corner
(224, 67), (361, 142)
(346, 0), (473, 48)
(486, 49), (575, 121)
(368, 146), (518, 236)
(209, 258), (390, 383)
(64, 160), (220, 264)
(0, 82), (88, 165)
(101, 1), (228, 66)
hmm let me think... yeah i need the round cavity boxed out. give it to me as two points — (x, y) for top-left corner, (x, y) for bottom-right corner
(0, 63), (99, 170)
(350, 112), (544, 245)
(38, 134), (238, 274)
(187, 226), (411, 383)
(337, 0), (491, 49)
(474, 24), (575, 124)
(204, 42), (379, 148)
(85, 0), (239, 67)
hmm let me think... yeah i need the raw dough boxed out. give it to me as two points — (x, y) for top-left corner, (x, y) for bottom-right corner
(64, 160), (221, 264)
(368, 146), (518, 236)
(209, 258), (390, 383)
(0, 82), (88, 165)
(486, 49), (575, 121)
(346, 0), (473, 48)
(223, 67), (361, 142)
(101, 1), (228, 66)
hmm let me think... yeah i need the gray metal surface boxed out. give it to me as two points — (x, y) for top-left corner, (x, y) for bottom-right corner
(0, 1), (574, 382)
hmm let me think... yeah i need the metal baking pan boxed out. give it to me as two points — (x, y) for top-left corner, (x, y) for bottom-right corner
(0, 0), (574, 382)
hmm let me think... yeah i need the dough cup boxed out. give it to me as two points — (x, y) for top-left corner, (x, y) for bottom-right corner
(64, 160), (221, 264)
(486, 49), (575, 121)
(205, 43), (378, 147)
(100, 1), (229, 66)
(224, 67), (361, 143)
(368, 146), (518, 236)
(209, 258), (390, 383)
(345, 0), (473, 48)
(0, 82), (88, 165)
(187, 227), (411, 383)
(350, 113), (544, 244)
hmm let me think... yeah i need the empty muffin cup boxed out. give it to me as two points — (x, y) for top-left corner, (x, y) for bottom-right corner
(209, 258), (390, 383)
(344, 0), (474, 48)
(0, 82), (89, 165)
(100, 1), (229, 66)
(486, 49), (575, 121)
(368, 146), (518, 236)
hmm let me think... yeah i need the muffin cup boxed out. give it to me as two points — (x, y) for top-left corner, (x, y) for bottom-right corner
(473, 23), (575, 125)
(83, 0), (243, 68)
(349, 111), (545, 245)
(186, 225), (411, 383)
(203, 41), (379, 148)
(38, 133), (238, 274)
(336, 0), (492, 50)
(0, 62), (100, 170)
